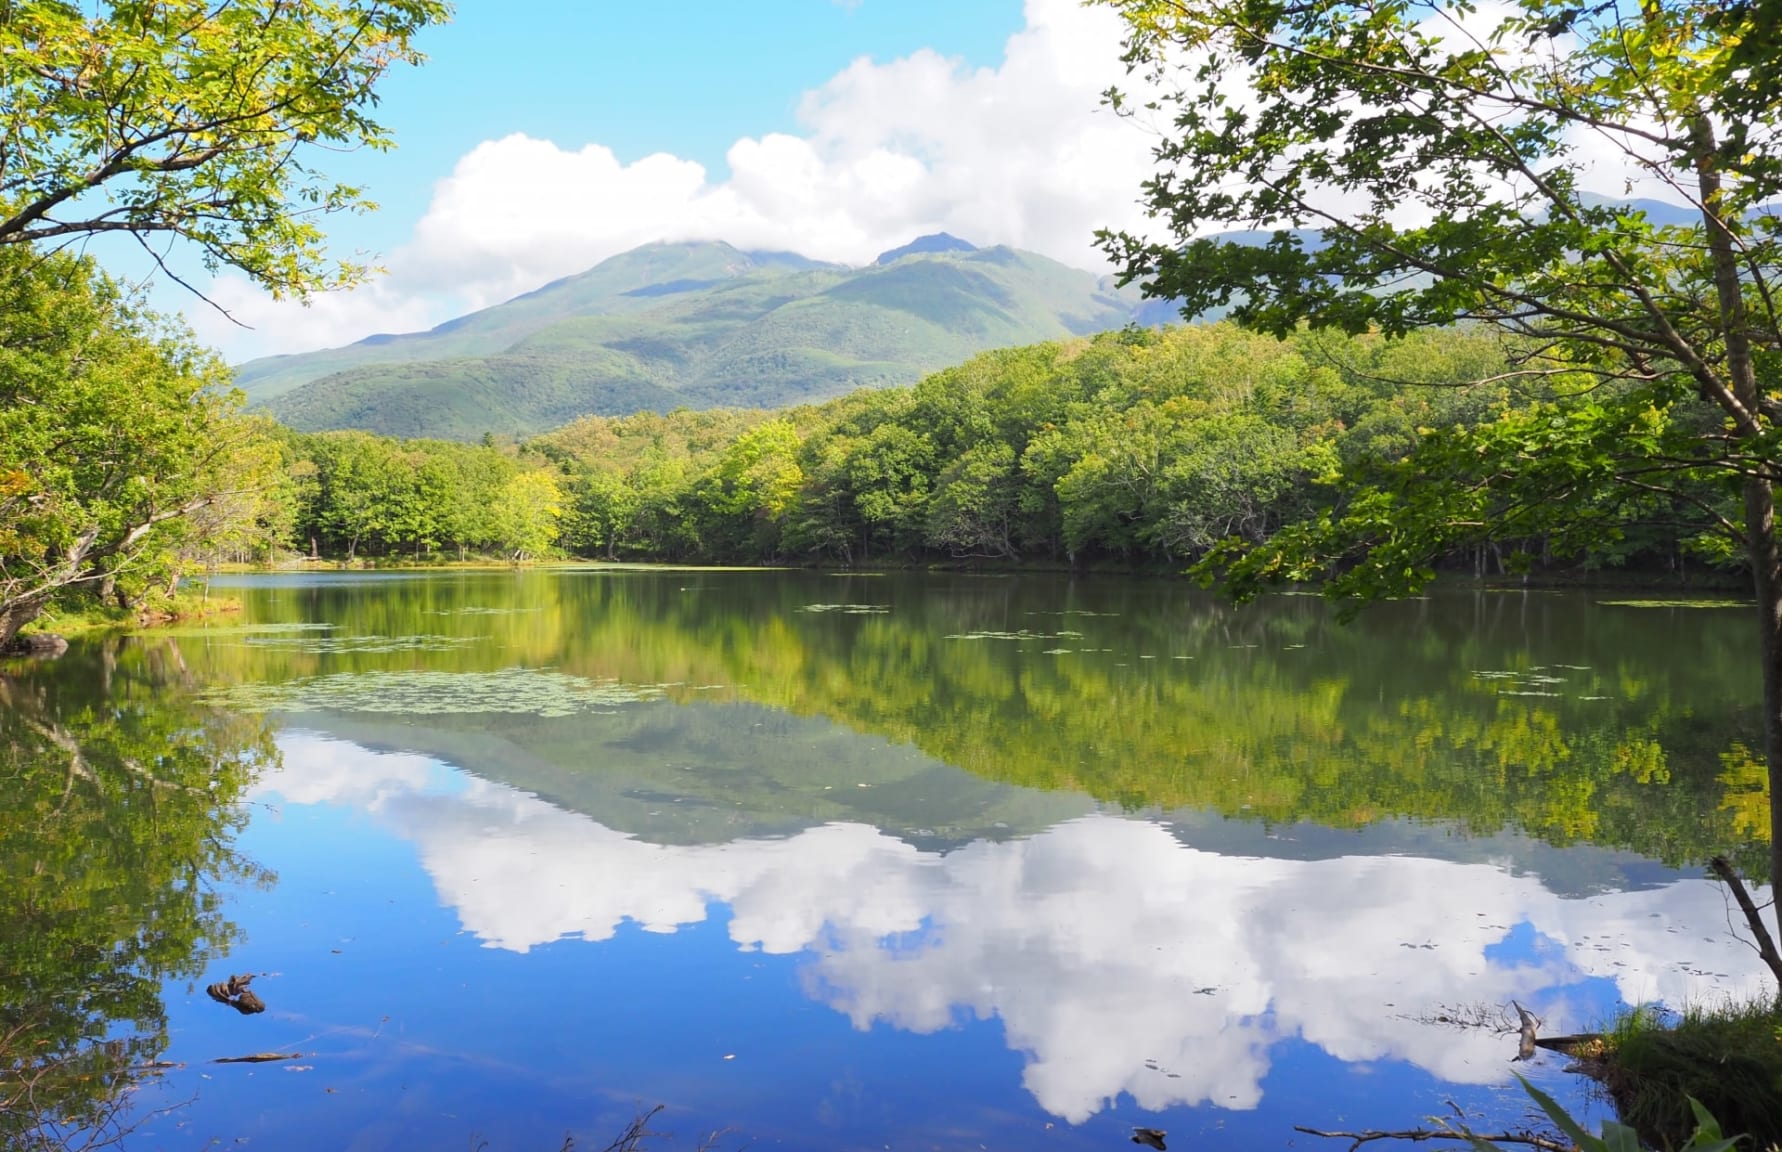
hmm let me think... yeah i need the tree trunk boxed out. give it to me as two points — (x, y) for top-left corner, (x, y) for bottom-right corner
(0, 597), (47, 651)
(1691, 111), (1782, 952)
(1744, 478), (1782, 951)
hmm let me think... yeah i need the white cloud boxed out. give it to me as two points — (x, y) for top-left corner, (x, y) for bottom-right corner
(186, 0), (1703, 364)
(193, 0), (1158, 362)
(260, 733), (1775, 1126)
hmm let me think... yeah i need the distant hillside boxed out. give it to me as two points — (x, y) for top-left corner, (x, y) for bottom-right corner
(876, 232), (976, 264)
(243, 237), (1142, 440)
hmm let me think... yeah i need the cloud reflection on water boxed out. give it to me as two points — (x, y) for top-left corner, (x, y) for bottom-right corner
(261, 731), (1771, 1123)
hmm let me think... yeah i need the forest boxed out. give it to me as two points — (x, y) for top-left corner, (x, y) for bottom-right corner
(7, 302), (1731, 651)
(262, 321), (1731, 580)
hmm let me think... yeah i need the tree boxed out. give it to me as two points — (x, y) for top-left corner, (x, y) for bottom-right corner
(566, 469), (639, 561)
(305, 431), (404, 560)
(707, 418), (804, 558)
(0, 249), (273, 647)
(491, 469), (563, 561)
(0, 0), (448, 296)
(1097, 0), (1782, 957)
(0, 0), (447, 643)
(927, 442), (1021, 560)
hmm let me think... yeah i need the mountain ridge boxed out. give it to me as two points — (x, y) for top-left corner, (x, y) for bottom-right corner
(239, 200), (1706, 441)
(241, 237), (1145, 440)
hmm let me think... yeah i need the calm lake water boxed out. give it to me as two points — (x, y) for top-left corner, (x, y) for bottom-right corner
(2, 569), (1773, 1151)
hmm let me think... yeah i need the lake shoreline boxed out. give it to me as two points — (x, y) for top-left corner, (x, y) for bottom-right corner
(208, 553), (1753, 595)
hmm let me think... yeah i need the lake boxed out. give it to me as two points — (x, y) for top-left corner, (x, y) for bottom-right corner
(1, 568), (1772, 1151)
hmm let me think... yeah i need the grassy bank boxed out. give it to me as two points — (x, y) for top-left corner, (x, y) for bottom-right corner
(22, 591), (242, 640)
(1599, 998), (1782, 1149)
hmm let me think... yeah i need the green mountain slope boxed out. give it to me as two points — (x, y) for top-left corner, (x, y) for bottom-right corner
(235, 242), (838, 405)
(242, 237), (1142, 440)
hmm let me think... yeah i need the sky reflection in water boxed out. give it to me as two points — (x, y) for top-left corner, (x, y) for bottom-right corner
(25, 570), (1769, 1151)
(133, 723), (1770, 1152)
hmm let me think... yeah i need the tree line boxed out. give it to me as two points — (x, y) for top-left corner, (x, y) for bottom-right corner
(3, 293), (1736, 653)
(262, 321), (1733, 579)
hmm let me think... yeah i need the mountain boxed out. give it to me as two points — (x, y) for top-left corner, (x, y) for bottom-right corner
(239, 238), (1142, 440)
(875, 232), (976, 264)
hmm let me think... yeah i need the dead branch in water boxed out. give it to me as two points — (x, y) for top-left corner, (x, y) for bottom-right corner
(1293, 1124), (1571, 1151)
(1511, 1001), (1542, 1062)
(1708, 855), (1782, 986)
(1412, 1002), (1522, 1033)
(587, 1104), (666, 1152)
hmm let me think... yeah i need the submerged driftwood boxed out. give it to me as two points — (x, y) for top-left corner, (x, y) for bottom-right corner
(1510, 1001), (1542, 1062)
(206, 973), (266, 1015)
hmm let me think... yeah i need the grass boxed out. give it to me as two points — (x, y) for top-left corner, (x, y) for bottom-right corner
(22, 591), (241, 638)
(1601, 997), (1782, 1150)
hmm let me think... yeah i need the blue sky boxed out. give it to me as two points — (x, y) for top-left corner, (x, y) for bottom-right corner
(187, 0), (1165, 362)
(309, 2), (1026, 257)
(156, 0), (1685, 363)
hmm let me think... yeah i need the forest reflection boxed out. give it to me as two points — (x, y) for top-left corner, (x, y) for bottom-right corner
(191, 570), (1767, 871)
(0, 640), (278, 1149)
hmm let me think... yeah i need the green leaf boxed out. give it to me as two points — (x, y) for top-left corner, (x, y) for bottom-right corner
(1514, 1074), (1601, 1151)
(1679, 1095), (1741, 1152)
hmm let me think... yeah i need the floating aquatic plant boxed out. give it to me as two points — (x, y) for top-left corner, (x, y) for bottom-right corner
(944, 629), (1083, 640)
(1599, 599), (1750, 609)
(241, 633), (477, 653)
(209, 667), (663, 717)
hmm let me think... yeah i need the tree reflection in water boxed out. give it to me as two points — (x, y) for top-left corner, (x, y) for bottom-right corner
(0, 639), (277, 1151)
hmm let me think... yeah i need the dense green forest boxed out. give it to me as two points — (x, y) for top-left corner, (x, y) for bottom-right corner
(9, 309), (1730, 649)
(266, 321), (1731, 578)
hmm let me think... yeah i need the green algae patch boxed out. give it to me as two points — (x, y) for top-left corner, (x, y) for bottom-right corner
(1599, 599), (1751, 609)
(238, 633), (476, 653)
(208, 667), (665, 717)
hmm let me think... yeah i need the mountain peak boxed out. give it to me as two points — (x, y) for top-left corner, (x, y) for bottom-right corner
(875, 233), (977, 265)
